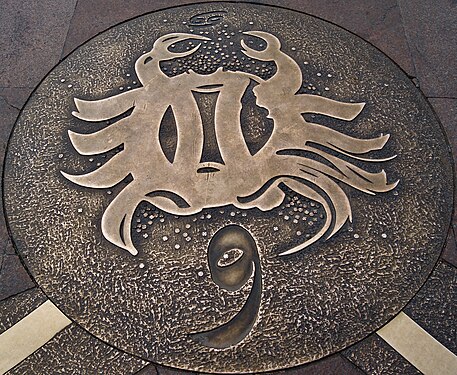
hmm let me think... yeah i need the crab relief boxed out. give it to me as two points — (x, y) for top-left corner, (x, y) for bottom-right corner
(62, 31), (397, 257)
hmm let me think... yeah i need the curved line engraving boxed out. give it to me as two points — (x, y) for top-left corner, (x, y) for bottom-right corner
(190, 225), (261, 349)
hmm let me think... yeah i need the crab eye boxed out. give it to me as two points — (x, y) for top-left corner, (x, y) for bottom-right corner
(217, 248), (244, 267)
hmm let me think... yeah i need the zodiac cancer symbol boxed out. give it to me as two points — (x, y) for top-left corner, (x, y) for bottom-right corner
(62, 31), (397, 348)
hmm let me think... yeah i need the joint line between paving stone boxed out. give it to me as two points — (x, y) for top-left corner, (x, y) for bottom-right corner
(428, 96), (457, 100)
(0, 96), (21, 111)
(338, 353), (369, 375)
(397, 0), (419, 80)
(60, 0), (80, 60)
(0, 286), (37, 303)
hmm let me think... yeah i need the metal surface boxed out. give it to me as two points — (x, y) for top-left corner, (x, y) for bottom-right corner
(2, 2), (453, 373)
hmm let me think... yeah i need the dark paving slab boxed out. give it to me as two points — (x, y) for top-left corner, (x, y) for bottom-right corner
(0, 88), (33, 110)
(0, 96), (19, 255)
(429, 98), (457, 229)
(343, 333), (421, 375)
(137, 364), (158, 374)
(0, 255), (35, 301)
(263, 354), (364, 375)
(0, 288), (47, 334)
(2, 238), (16, 256)
(297, 0), (415, 76)
(343, 260), (457, 371)
(442, 227), (457, 268)
(0, 98), (19, 166)
(429, 100), (457, 162)
(398, 0), (457, 97)
(404, 260), (457, 354)
(156, 366), (196, 375)
(150, 354), (363, 375)
(0, 89), (34, 305)
(0, 0), (77, 88)
(430, 99), (457, 163)
(62, 0), (414, 76)
(7, 324), (149, 375)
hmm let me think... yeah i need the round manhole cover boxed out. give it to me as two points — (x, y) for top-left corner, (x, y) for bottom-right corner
(3, 2), (453, 373)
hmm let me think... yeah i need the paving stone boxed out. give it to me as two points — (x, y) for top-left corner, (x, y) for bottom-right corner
(0, 255), (35, 301)
(404, 261), (457, 354)
(0, 95), (19, 255)
(0, 0), (77, 88)
(263, 354), (364, 375)
(156, 366), (196, 375)
(398, 0), (457, 97)
(61, 0), (204, 56)
(0, 88), (33, 110)
(62, 0), (414, 76)
(0, 288), (47, 334)
(429, 100), (457, 157)
(293, 0), (415, 76)
(7, 324), (149, 375)
(136, 356), (364, 375)
(429, 98), (457, 227)
(441, 227), (457, 268)
(3, 238), (16, 256)
(137, 364), (158, 374)
(0, 88), (33, 312)
(0, 95), (19, 164)
(343, 333), (421, 375)
(153, 354), (363, 375)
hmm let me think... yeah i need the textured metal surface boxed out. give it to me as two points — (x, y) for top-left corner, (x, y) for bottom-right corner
(2, 2), (453, 373)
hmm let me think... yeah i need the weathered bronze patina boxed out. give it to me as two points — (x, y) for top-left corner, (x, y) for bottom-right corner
(3, 3), (453, 373)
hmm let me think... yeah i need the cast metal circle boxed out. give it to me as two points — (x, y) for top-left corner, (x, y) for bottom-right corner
(3, 2), (453, 373)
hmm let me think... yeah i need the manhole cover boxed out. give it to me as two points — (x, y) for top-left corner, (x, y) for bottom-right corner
(3, 2), (453, 373)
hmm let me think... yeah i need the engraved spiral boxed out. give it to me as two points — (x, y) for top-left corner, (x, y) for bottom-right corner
(190, 225), (262, 348)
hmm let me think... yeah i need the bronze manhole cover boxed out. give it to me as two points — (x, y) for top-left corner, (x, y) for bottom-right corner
(3, 2), (453, 373)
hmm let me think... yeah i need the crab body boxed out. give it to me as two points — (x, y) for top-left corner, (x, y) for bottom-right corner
(63, 31), (397, 256)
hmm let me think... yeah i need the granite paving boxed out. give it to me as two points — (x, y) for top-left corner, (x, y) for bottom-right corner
(398, 0), (457, 97)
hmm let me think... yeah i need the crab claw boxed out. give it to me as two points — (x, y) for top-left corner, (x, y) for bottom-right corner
(151, 33), (210, 61)
(241, 31), (303, 101)
(241, 31), (281, 61)
(135, 33), (210, 84)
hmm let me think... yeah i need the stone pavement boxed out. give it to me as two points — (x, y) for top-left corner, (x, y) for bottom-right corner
(0, 1), (456, 374)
